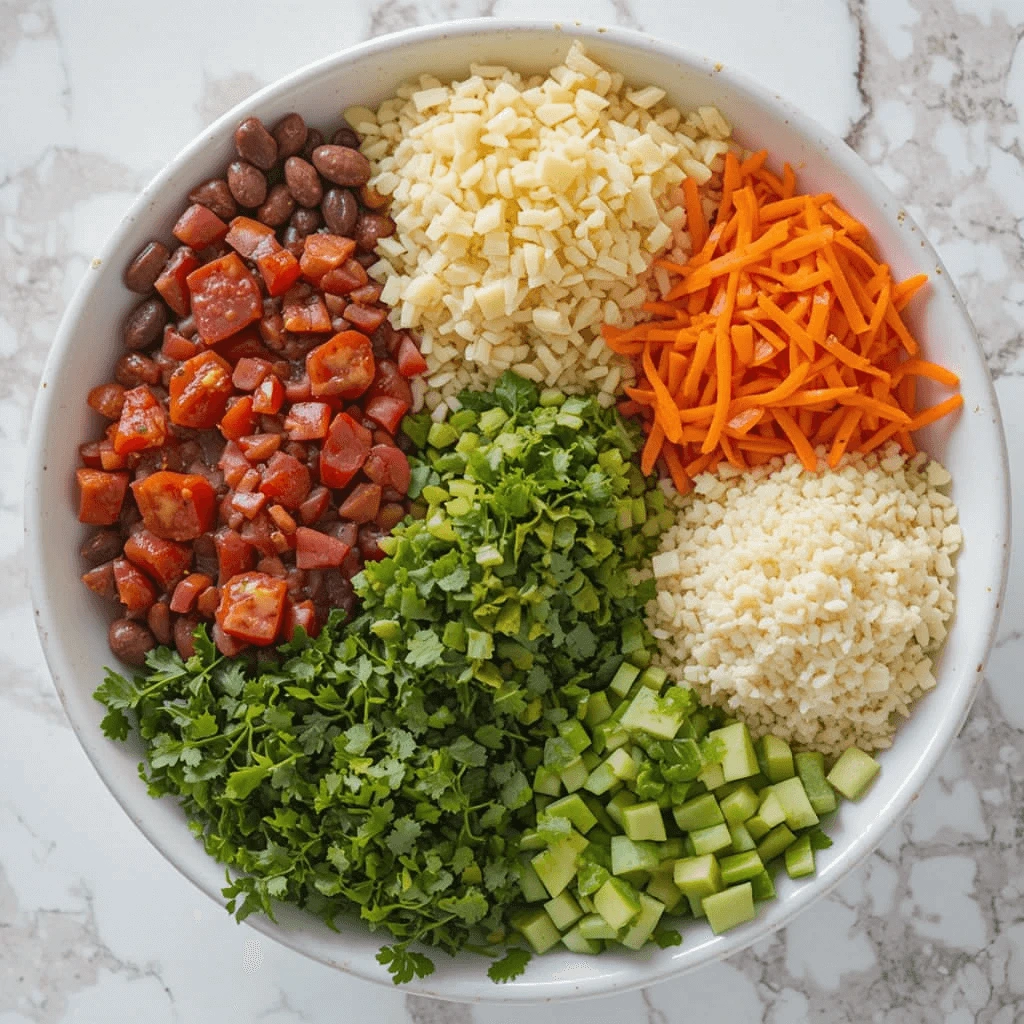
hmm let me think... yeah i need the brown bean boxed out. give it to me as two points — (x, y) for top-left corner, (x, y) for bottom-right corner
(280, 226), (304, 257)
(283, 156), (323, 208)
(82, 561), (118, 601)
(359, 184), (389, 210)
(124, 241), (170, 293)
(174, 612), (201, 660)
(108, 618), (156, 667)
(234, 116), (278, 170)
(147, 600), (173, 646)
(312, 145), (371, 187)
(332, 126), (360, 149)
(188, 178), (238, 221)
(227, 160), (268, 209)
(114, 352), (161, 388)
(259, 310), (286, 350)
(353, 213), (396, 253)
(81, 529), (123, 565)
(176, 314), (198, 339)
(321, 187), (359, 236)
(87, 382), (127, 419)
(289, 206), (320, 237)
(257, 183), (295, 227)
(123, 297), (167, 351)
(272, 112), (308, 159)
(300, 127), (324, 161)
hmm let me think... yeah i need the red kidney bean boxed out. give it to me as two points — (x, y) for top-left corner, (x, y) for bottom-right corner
(272, 112), (308, 159)
(87, 382), (126, 419)
(189, 178), (238, 220)
(108, 618), (156, 666)
(174, 612), (201, 660)
(123, 297), (168, 350)
(312, 145), (371, 187)
(176, 314), (198, 339)
(321, 188), (359, 236)
(234, 116), (278, 170)
(353, 213), (396, 253)
(289, 206), (320, 237)
(332, 126), (360, 148)
(80, 529), (122, 565)
(284, 156), (323, 208)
(124, 241), (170, 293)
(114, 352), (160, 387)
(280, 226), (305, 258)
(359, 184), (389, 210)
(258, 183), (295, 227)
(354, 251), (378, 269)
(227, 160), (267, 208)
(147, 600), (173, 645)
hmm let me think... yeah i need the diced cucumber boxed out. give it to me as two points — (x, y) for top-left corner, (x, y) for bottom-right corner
(427, 421), (459, 448)
(750, 868), (776, 901)
(594, 877), (642, 930)
(605, 747), (638, 782)
(687, 893), (705, 918)
(690, 822), (732, 856)
(729, 822), (756, 853)
(562, 925), (603, 954)
(513, 908), (562, 953)
(756, 824), (797, 864)
(672, 793), (724, 832)
(578, 912), (619, 940)
(719, 850), (765, 885)
(619, 687), (684, 740)
(477, 406), (509, 435)
(757, 734), (795, 783)
(583, 760), (618, 796)
(581, 793), (620, 836)
(827, 747), (880, 800)
(620, 893), (666, 950)
(638, 666), (668, 692)
(609, 662), (641, 698)
(545, 890), (584, 931)
(719, 783), (760, 825)
(560, 756), (589, 793)
(697, 762), (726, 791)
(709, 722), (759, 781)
(582, 749), (601, 771)
(558, 718), (591, 754)
(746, 790), (786, 840)
(766, 777), (820, 831)
(545, 794), (598, 834)
(659, 838), (686, 860)
(606, 790), (637, 828)
(585, 691), (613, 728)
(673, 855), (723, 898)
(794, 750), (838, 815)
(533, 764), (562, 797)
(784, 834), (816, 879)
(592, 720), (629, 755)
(532, 832), (587, 898)
(622, 801), (668, 842)
(517, 858), (548, 903)
(610, 835), (661, 877)
(646, 867), (684, 912)
(703, 882), (755, 934)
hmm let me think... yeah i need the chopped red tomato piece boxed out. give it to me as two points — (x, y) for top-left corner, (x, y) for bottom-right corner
(343, 303), (387, 335)
(220, 396), (257, 441)
(230, 490), (268, 519)
(155, 246), (200, 317)
(252, 373), (284, 414)
(349, 282), (384, 305)
(240, 511), (282, 557)
(114, 386), (168, 454)
(214, 527), (255, 584)
(76, 468), (129, 525)
(232, 357), (272, 391)
(218, 441), (251, 488)
(216, 570), (288, 645)
(237, 433), (282, 462)
(283, 597), (318, 640)
(87, 383), (126, 420)
(173, 203), (229, 249)
(123, 529), (193, 588)
(187, 253), (263, 345)
(224, 216), (280, 260)
(259, 451), (311, 509)
(284, 401), (331, 440)
(319, 412), (372, 490)
(298, 485), (331, 525)
(113, 558), (157, 614)
(339, 482), (382, 524)
(295, 526), (350, 569)
(367, 359), (414, 406)
(364, 395), (410, 435)
(299, 233), (356, 282)
(284, 371), (313, 404)
(320, 258), (368, 296)
(162, 329), (200, 361)
(257, 248), (302, 297)
(282, 284), (331, 333)
(79, 441), (104, 469)
(98, 439), (129, 471)
(306, 331), (375, 399)
(170, 572), (213, 613)
(168, 350), (234, 428)
(132, 471), (216, 541)
(396, 334), (428, 377)
(363, 444), (411, 495)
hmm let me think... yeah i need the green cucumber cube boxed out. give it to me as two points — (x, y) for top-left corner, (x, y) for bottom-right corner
(767, 777), (820, 830)
(757, 734), (795, 783)
(560, 756), (589, 793)
(646, 865), (684, 912)
(659, 838), (686, 860)
(709, 722), (759, 781)
(729, 822), (756, 853)
(562, 925), (603, 954)
(581, 793), (620, 835)
(583, 760), (618, 796)
(532, 832), (587, 898)
(827, 747), (880, 800)
(750, 868), (776, 901)
(697, 762), (726, 791)
(622, 801), (668, 842)
(719, 783), (760, 825)
(756, 824), (797, 864)
(784, 834), (816, 879)
(477, 406), (509, 435)
(619, 687), (684, 740)
(702, 882), (755, 934)
(609, 662), (641, 698)
(719, 850), (765, 886)
(534, 764), (562, 797)
(638, 666), (668, 692)
(513, 908), (562, 953)
(520, 829), (546, 851)
(690, 823), (732, 856)
(606, 747), (638, 782)
(578, 912), (619, 940)
(594, 877), (642, 930)
(545, 794), (598, 834)
(673, 855), (723, 898)
(592, 720), (629, 755)
(545, 890), (584, 931)
(582, 749), (601, 770)
(606, 790), (637, 828)
(427, 421), (459, 449)
(754, 790), (787, 831)
(794, 750), (838, 815)
(620, 893), (666, 950)
(585, 691), (613, 728)
(517, 857), (549, 902)
(672, 793), (724, 832)
(558, 718), (592, 754)
(610, 835), (661, 877)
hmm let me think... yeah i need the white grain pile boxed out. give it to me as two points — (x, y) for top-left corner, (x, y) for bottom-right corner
(647, 447), (961, 754)
(346, 42), (728, 407)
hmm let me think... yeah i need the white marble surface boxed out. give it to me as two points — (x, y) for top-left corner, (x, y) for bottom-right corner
(3, 1), (1023, 1021)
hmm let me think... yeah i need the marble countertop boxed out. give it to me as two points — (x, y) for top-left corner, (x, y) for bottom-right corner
(3, 1), (1023, 1021)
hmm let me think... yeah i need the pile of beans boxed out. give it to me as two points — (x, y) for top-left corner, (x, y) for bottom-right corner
(77, 112), (429, 667)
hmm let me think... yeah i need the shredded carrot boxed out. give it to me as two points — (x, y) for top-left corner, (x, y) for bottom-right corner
(682, 176), (708, 254)
(890, 358), (960, 388)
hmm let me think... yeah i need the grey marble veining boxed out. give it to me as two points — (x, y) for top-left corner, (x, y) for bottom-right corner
(2, 1), (1023, 1022)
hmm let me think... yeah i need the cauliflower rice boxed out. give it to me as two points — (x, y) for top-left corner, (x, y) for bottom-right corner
(647, 447), (961, 755)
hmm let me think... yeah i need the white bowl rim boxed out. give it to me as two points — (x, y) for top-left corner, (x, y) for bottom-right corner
(25, 16), (1011, 1004)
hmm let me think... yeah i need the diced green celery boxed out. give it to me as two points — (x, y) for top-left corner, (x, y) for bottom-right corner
(513, 908), (562, 953)
(421, 484), (449, 505)
(520, 829), (546, 851)
(465, 628), (493, 660)
(673, 854), (722, 898)
(592, 720), (629, 755)
(594, 877), (642, 929)
(578, 912), (619, 940)
(585, 691), (613, 728)
(445, 496), (472, 517)
(427, 421), (459, 448)
(687, 893), (705, 918)
(425, 513), (456, 542)
(639, 666), (668, 692)
(558, 718), (592, 754)
(756, 824), (797, 864)
(517, 857), (549, 902)
(454, 432), (480, 454)
(659, 838), (686, 860)
(477, 407), (509, 435)
(794, 751), (838, 815)
(720, 783), (760, 825)
(474, 545), (504, 568)
(610, 835), (661, 876)
(578, 892), (596, 914)
(545, 890), (583, 931)
(534, 794), (553, 816)
(621, 801), (668, 842)
(729, 822), (756, 853)
(690, 822), (732, 856)
(519, 697), (543, 726)
(757, 734), (795, 783)
(619, 892), (666, 950)
(767, 777), (820, 831)
(609, 661), (641, 698)
(620, 618), (646, 655)
(784, 834), (816, 879)
(562, 925), (602, 954)
(646, 867), (684, 913)
(709, 722), (759, 781)
(606, 790), (637, 828)
(827, 747), (880, 800)
(560, 756), (589, 793)
(673, 793), (724, 832)
(583, 760), (618, 796)
(545, 793), (598, 834)
(532, 832), (586, 897)
(442, 620), (466, 651)
(581, 793), (619, 835)
(581, 749), (601, 770)
(627, 647), (652, 670)
(620, 687), (683, 740)
(703, 882), (755, 934)
(534, 764), (562, 797)
(698, 762), (726, 791)
(539, 388), (566, 407)
(750, 869), (776, 901)
(606, 747), (638, 782)
(631, 496), (648, 526)
(719, 850), (765, 886)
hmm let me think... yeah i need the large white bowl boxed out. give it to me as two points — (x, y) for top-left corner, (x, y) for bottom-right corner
(26, 19), (1010, 1003)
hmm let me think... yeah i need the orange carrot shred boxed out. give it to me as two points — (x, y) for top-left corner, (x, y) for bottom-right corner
(682, 176), (708, 254)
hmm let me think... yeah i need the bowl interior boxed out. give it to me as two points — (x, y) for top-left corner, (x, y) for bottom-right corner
(27, 20), (1009, 1003)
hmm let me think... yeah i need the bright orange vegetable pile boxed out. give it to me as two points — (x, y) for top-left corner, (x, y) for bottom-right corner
(604, 151), (963, 495)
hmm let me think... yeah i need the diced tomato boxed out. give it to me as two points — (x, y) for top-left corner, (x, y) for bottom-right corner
(349, 283), (384, 306)
(214, 527), (255, 584)
(257, 248), (302, 297)
(113, 386), (168, 454)
(282, 284), (331, 333)
(237, 433), (281, 461)
(155, 246), (200, 317)
(82, 561), (117, 601)
(240, 512), (280, 557)
(132, 471), (217, 541)
(220, 396), (257, 441)
(187, 253), (263, 345)
(339, 482), (382, 524)
(113, 558), (157, 614)
(98, 439), (129, 471)
(319, 412), (372, 490)
(224, 216), (280, 260)
(298, 485), (331, 525)
(306, 331), (374, 399)
(216, 570), (288, 645)
(295, 526), (350, 569)
(284, 371), (313, 404)
(376, 502), (407, 531)
(123, 529), (192, 588)
(168, 350), (234, 428)
(217, 441), (250, 488)
(396, 334), (428, 377)
(283, 598), (318, 640)
(170, 572), (213, 613)
(367, 359), (414, 406)
(344, 303), (388, 335)
(231, 356), (271, 391)
(363, 444), (411, 495)
(230, 490), (268, 519)
(320, 258), (368, 296)
(283, 401), (331, 440)
(79, 441), (104, 469)
(76, 468), (129, 525)
(299, 233), (357, 282)
(173, 204), (229, 249)
(196, 584), (221, 618)
(162, 329), (200, 361)
(364, 395), (410, 435)
(358, 524), (388, 563)
(259, 451), (311, 509)
(252, 373), (284, 414)
(88, 383), (126, 420)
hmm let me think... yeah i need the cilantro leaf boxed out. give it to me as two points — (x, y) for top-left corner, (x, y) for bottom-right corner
(488, 948), (532, 984)
(376, 945), (436, 985)
(652, 928), (684, 949)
